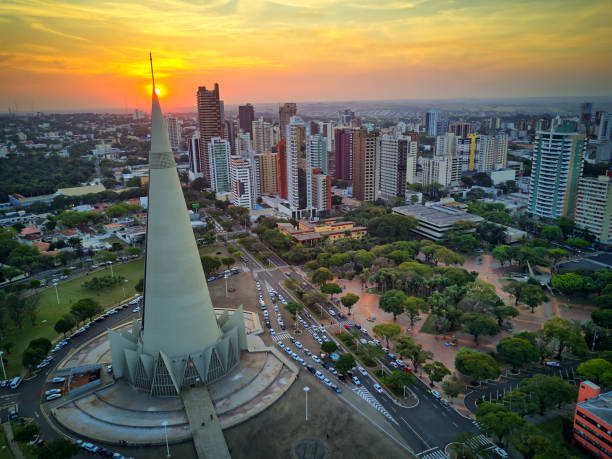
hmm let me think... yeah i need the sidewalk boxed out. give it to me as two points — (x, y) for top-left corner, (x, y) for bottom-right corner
(3, 422), (25, 459)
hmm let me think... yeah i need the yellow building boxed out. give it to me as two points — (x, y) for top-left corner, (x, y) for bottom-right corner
(277, 218), (367, 245)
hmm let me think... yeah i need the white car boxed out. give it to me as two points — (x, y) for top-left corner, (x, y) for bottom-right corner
(329, 310), (335, 316)
(52, 377), (65, 384)
(45, 388), (62, 396)
(312, 356), (321, 364)
(373, 384), (383, 393)
(132, 307), (140, 313)
(493, 447), (509, 458)
(295, 341), (303, 349)
(545, 361), (561, 368)
(358, 367), (367, 376)
(315, 370), (325, 380)
(352, 376), (361, 385)
(270, 330), (276, 335)
(278, 342), (285, 349)
(46, 393), (62, 401)
(323, 378), (332, 387)
(431, 390), (442, 399)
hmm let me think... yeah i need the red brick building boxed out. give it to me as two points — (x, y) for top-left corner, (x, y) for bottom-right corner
(573, 381), (612, 457)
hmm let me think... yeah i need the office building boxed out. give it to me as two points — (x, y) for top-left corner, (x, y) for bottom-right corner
(166, 115), (181, 151)
(436, 132), (457, 156)
(393, 205), (484, 241)
(339, 109), (355, 127)
(379, 134), (410, 201)
(252, 117), (273, 154)
(352, 128), (379, 202)
(598, 112), (611, 141)
(436, 118), (450, 137)
(256, 150), (278, 195)
(489, 116), (501, 130)
(449, 122), (474, 138)
(425, 110), (440, 137)
(574, 175), (612, 245)
(309, 134), (328, 174)
(279, 103), (297, 140)
(230, 156), (255, 208)
(581, 102), (593, 133)
(236, 132), (252, 155)
(109, 84), (246, 396)
(335, 128), (354, 181)
(573, 381), (612, 458)
(528, 124), (585, 219)
(311, 169), (332, 214)
(208, 137), (231, 194)
(187, 135), (202, 180)
(277, 140), (288, 199)
(222, 119), (236, 156)
(238, 103), (255, 138)
(196, 84), (223, 184)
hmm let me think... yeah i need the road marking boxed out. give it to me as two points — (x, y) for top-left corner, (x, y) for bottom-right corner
(352, 387), (398, 425)
(34, 412), (39, 418)
(417, 448), (448, 459)
(271, 332), (292, 342)
(452, 422), (458, 428)
(401, 416), (429, 448)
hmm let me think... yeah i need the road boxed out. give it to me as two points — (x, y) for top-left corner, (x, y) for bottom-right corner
(240, 247), (484, 458)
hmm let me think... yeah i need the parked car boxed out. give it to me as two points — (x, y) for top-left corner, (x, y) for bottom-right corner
(352, 376), (361, 385)
(545, 361), (561, 368)
(431, 390), (442, 399)
(373, 384), (384, 393)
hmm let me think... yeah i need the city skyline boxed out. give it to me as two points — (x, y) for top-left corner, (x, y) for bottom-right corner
(1, 0), (611, 112)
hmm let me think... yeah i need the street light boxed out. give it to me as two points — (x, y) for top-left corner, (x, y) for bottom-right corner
(162, 421), (170, 457)
(0, 351), (6, 381)
(53, 282), (60, 304)
(303, 386), (310, 421)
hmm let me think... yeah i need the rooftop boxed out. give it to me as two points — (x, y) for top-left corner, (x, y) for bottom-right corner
(58, 184), (106, 197)
(578, 390), (612, 426)
(393, 205), (484, 227)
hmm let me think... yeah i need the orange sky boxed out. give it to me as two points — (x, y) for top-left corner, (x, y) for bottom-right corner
(1, 0), (611, 112)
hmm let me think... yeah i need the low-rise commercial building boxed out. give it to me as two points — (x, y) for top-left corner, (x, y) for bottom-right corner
(392, 204), (483, 240)
(277, 219), (366, 245)
(573, 381), (612, 458)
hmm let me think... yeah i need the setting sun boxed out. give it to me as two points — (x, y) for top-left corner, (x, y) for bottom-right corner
(154, 87), (160, 95)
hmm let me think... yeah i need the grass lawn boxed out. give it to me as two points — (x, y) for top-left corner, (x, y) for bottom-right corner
(537, 417), (591, 459)
(3, 259), (144, 378)
(0, 426), (14, 459)
(419, 314), (437, 334)
(198, 243), (219, 256)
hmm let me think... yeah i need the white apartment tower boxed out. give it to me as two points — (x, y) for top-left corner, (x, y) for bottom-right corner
(208, 137), (231, 193)
(252, 117), (274, 154)
(166, 115), (181, 151)
(230, 156), (254, 208)
(574, 175), (612, 245)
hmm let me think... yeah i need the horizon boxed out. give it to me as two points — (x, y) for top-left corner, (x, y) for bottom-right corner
(1, 0), (611, 112)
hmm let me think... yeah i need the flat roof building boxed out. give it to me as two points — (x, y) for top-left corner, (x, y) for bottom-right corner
(392, 204), (483, 240)
(573, 381), (612, 458)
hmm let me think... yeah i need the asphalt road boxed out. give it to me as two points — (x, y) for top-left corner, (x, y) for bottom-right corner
(240, 247), (480, 457)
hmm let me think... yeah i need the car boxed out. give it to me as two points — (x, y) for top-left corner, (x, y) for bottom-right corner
(278, 342), (285, 349)
(132, 307), (140, 313)
(328, 310), (335, 316)
(431, 390), (441, 399)
(27, 435), (41, 446)
(321, 361), (328, 369)
(46, 393), (62, 401)
(98, 448), (112, 457)
(329, 367), (337, 376)
(281, 325), (286, 330)
(265, 322), (272, 329)
(352, 376), (361, 385)
(395, 359), (404, 367)
(299, 359), (307, 367)
(344, 324), (351, 330)
(323, 378), (332, 387)
(388, 353), (396, 360)
(545, 361), (561, 368)
(52, 377), (65, 384)
(307, 365), (315, 374)
(358, 366), (367, 376)
(303, 349), (311, 356)
(290, 337), (296, 343)
(45, 388), (62, 396)
(37, 361), (50, 369)
(493, 447), (509, 458)
(403, 366), (412, 373)
(315, 370), (324, 380)
(270, 330), (276, 336)
(84, 443), (100, 453)
(359, 338), (368, 345)
(312, 356), (321, 364)
(0, 380), (6, 388)
(107, 365), (113, 374)
(295, 341), (303, 349)
(390, 362), (398, 369)
(316, 338), (323, 345)
(373, 384), (383, 393)
(313, 333), (319, 340)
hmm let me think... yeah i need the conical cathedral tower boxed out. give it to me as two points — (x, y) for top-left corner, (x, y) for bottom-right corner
(109, 62), (246, 396)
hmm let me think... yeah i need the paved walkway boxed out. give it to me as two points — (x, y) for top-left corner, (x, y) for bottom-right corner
(182, 387), (231, 459)
(2, 422), (25, 459)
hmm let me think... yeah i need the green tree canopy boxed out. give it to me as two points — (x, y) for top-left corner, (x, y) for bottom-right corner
(54, 314), (76, 337)
(551, 272), (583, 295)
(379, 289), (407, 320)
(422, 361), (451, 386)
(541, 225), (563, 242)
(577, 358), (612, 385)
(201, 256), (222, 275)
(476, 402), (524, 447)
(321, 282), (342, 299)
(321, 340), (338, 353)
(335, 353), (355, 374)
(382, 370), (416, 390)
(340, 293), (359, 313)
(37, 438), (79, 459)
(460, 312), (499, 343)
(404, 296), (427, 327)
(496, 337), (539, 369)
(442, 376), (464, 400)
(519, 284), (548, 313)
(70, 298), (102, 322)
(455, 348), (500, 381)
(519, 374), (577, 415)
(372, 323), (401, 349)
(311, 267), (334, 287)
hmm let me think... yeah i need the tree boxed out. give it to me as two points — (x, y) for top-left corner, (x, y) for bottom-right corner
(95, 250), (116, 263)
(460, 312), (499, 344)
(556, 216), (575, 237)
(518, 284), (548, 313)
(378, 289), (406, 321)
(37, 438), (79, 459)
(382, 370), (416, 391)
(340, 293), (359, 314)
(503, 281), (523, 305)
(396, 338), (433, 372)
(372, 323), (401, 349)
(551, 272), (583, 295)
(284, 301), (304, 327)
(519, 374), (577, 415)
(335, 353), (355, 374)
(70, 298), (102, 322)
(577, 358), (612, 385)
(433, 247), (464, 266)
(13, 423), (39, 443)
(22, 346), (45, 369)
(592, 308), (612, 328)
(492, 304), (519, 327)
(566, 237), (590, 250)
(135, 278), (144, 293)
(541, 225), (563, 242)
(496, 337), (539, 369)
(548, 248), (568, 262)
(476, 402), (524, 447)
(422, 361), (451, 386)
(321, 282), (342, 301)
(404, 296), (426, 328)
(221, 256), (235, 269)
(543, 317), (586, 359)
(455, 348), (500, 381)
(201, 256), (222, 276)
(321, 341), (338, 353)
(442, 376), (464, 400)
(54, 314), (76, 337)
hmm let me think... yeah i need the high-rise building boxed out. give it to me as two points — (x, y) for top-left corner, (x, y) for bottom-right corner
(312, 169), (332, 214)
(255, 150), (278, 195)
(597, 112), (611, 141)
(489, 116), (501, 130)
(236, 132), (252, 155)
(425, 110), (440, 137)
(574, 175), (612, 245)
(166, 115), (181, 151)
(110, 83), (246, 397)
(208, 137), (231, 194)
(286, 116), (315, 219)
(309, 121), (320, 135)
(338, 109), (355, 127)
(252, 117), (274, 154)
(581, 102), (593, 133)
(379, 134), (410, 201)
(187, 135), (202, 180)
(334, 128), (354, 181)
(230, 156), (254, 208)
(352, 128), (379, 202)
(196, 84), (223, 185)
(238, 103), (255, 138)
(436, 118), (450, 137)
(222, 119), (236, 155)
(436, 132), (457, 156)
(422, 156), (453, 187)
(406, 153), (417, 185)
(309, 134), (328, 174)
(528, 124), (585, 219)
(279, 103), (297, 140)
(277, 140), (287, 199)
(448, 122), (474, 138)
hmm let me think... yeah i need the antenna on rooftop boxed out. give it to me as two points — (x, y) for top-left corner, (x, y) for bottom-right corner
(149, 52), (156, 91)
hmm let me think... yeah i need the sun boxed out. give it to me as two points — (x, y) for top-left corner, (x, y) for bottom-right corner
(155, 87), (160, 95)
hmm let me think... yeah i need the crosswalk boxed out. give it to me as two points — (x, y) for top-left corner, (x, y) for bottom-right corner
(352, 386), (398, 425)
(271, 332), (292, 342)
(465, 433), (492, 450)
(417, 448), (448, 459)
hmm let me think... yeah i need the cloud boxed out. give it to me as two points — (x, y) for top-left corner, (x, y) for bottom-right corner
(30, 22), (89, 41)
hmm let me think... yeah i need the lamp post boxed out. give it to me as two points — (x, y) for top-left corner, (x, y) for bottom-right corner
(0, 351), (6, 381)
(53, 282), (60, 304)
(162, 421), (170, 457)
(303, 386), (310, 421)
